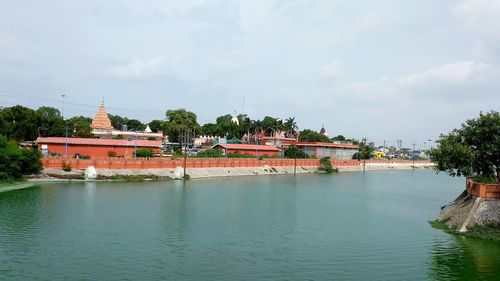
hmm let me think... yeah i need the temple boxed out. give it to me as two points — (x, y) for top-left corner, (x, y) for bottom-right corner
(91, 102), (163, 140)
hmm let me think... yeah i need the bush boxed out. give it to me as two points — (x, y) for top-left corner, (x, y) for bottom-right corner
(113, 134), (124, 140)
(284, 144), (308, 158)
(0, 136), (41, 179)
(227, 153), (255, 158)
(319, 157), (337, 174)
(195, 148), (224, 158)
(107, 151), (117, 157)
(136, 148), (153, 158)
(62, 162), (72, 172)
(472, 175), (497, 184)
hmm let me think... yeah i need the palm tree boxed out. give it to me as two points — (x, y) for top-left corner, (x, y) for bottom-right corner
(284, 117), (298, 138)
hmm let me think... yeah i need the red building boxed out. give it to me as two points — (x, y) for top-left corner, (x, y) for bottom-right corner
(37, 137), (162, 158)
(212, 143), (279, 157)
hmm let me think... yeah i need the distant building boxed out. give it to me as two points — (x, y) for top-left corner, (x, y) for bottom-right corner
(37, 137), (162, 158)
(212, 143), (279, 157)
(296, 142), (359, 160)
(91, 102), (163, 140)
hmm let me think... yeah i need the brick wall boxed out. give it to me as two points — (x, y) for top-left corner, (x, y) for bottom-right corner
(41, 157), (430, 170)
(466, 178), (500, 199)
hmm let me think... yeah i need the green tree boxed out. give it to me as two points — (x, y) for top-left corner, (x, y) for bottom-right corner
(284, 117), (298, 137)
(430, 111), (500, 183)
(332, 135), (346, 141)
(126, 119), (145, 131)
(148, 120), (166, 133)
(0, 136), (41, 179)
(135, 148), (153, 158)
(36, 106), (65, 137)
(67, 116), (92, 138)
(165, 109), (200, 143)
(108, 114), (127, 130)
(298, 129), (331, 143)
(284, 144), (307, 158)
(0, 105), (38, 141)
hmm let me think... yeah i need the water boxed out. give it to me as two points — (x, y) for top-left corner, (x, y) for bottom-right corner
(1, 171), (499, 280)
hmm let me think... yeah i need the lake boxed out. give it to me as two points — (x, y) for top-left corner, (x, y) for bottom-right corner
(1, 171), (499, 280)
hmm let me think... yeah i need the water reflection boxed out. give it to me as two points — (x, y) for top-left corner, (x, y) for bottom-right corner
(429, 234), (500, 281)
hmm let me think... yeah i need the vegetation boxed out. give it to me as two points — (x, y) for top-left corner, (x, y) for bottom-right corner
(430, 111), (500, 183)
(0, 136), (41, 179)
(284, 144), (308, 158)
(430, 220), (500, 242)
(62, 162), (72, 172)
(318, 157), (337, 174)
(164, 109), (200, 143)
(136, 148), (153, 158)
(298, 129), (331, 143)
(107, 151), (117, 157)
(353, 141), (373, 160)
(195, 148), (224, 158)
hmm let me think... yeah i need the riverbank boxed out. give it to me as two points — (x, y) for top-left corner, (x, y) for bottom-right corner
(433, 190), (500, 241)
(0, 181), (37, 193)
(32, 162), (433, 182)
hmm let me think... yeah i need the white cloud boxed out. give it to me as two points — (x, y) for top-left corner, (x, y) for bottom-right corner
(396, 60), (497, 86)
(453, 0), (500, 38)
(108, 57), (168, 78)
(321, 59), (344, 80)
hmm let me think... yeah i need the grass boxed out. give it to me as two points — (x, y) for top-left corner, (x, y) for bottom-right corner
(430, 219), (500, 242)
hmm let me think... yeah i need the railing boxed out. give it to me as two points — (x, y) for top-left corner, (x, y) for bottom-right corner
(466, 178), (500, 199)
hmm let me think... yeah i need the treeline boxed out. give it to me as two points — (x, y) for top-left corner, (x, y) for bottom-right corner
(0, 105), (358, 144)
(0, 136), (41, 180)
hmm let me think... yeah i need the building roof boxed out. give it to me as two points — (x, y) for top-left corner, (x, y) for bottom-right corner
(91, 102), (113, 130)
(296, 142), (359, 149)
(213, 143), (279, 151)
(36, 137), (161, 148)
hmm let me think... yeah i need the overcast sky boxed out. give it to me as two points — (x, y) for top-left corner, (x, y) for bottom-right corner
(1, 0), (499, 147)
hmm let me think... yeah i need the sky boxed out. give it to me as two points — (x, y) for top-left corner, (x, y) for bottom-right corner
(1, 0), (499, 148)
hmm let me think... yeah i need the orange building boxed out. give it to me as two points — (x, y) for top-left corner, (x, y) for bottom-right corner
(212, 143), (279, 157)
(37, 137), (161, 158)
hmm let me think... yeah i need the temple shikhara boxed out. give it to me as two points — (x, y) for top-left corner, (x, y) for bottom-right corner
(91, 102), (163, 141)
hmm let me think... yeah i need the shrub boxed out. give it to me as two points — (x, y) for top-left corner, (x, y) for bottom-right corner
(0, 136), (41, 179)
(62, 162), (72, 172)
(136, 148), (153, 158)
(113, 134), (124, 140)
(319, 157), (337, 174)
(471, 175), (497, 184)
(107, 151), (117, 157)
(195, 148), (224, 158)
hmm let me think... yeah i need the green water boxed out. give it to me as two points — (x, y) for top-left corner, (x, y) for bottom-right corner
(1, 171), (499, 280)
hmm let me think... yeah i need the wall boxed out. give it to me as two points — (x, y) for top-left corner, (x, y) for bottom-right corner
(466, 178), (500, 199)
(41, 157), (427, 170)
(226, 149), (279, 157)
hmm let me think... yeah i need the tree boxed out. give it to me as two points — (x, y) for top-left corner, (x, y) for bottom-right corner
(0, 136), (41, 179)
(298, 129), (331, 143)
(165, 109), (200, 142)
(332, 135), (346, 141)
(126, 119), (145, 131)
(108, 114), (127, 130)
(353, 140), (372, 160)
(430, 111), (500, 183)
(67, 116), (92, 138)
(36, 106), (65, 137)
(284, 117), (298, 137)
(148, 120), (166, 133)
(135, 148), (153, 158)
(0, 105), (38, 141)
(284, 144), (307, 158)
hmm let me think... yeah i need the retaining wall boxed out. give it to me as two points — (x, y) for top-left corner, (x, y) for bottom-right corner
(41, 157), (430, 170)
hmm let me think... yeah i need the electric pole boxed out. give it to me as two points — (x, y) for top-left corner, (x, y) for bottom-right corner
(180, 128), (194, 180)
(412, 142), (416, 171)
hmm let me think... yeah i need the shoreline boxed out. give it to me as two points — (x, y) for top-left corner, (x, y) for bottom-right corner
(0, 181), (37, 193)
(29, 163), (434, 183)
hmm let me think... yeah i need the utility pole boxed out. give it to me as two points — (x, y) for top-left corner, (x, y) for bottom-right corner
(412, 142), (416, 171)
(180, 128), (194, 180)
(362, 137), (367, 173)
(134, 129), (138, 159)
(61, 94), (68, 158)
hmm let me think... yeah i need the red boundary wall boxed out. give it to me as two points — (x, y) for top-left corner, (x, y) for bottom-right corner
(466, 178), (500, 199)
(41, 157), (430, 170)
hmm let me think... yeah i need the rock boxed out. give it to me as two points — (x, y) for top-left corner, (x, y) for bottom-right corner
(173, 167), (183, 179)
(84, 166), (97, 180)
